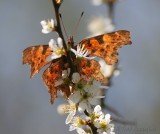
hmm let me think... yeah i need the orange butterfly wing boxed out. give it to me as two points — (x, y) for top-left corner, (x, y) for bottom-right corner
(80, 30), (132, 65)
(42, 58), (71, 104)
(22, 45), (52, 78)
(78, 59), (104, 80)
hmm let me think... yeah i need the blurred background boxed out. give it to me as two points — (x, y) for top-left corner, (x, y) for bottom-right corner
(0, 0), (160, 134)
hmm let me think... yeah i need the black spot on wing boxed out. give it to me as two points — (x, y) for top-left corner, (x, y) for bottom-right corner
(94, 35), (104, 44)
(42, 46), (48, 55)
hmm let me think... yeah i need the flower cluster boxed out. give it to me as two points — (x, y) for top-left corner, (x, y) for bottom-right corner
(54, 69), (114, 134)
(64, 105), (115, 134)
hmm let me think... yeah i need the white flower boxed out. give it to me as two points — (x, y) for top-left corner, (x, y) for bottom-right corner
(40, 19), (55, 34)
(93, 105), (103, 118)
(69, 116), (86, 134)
(57, 104), (66, 115)
(48, 37), (65, 60)
(69, 80), (104, 113)
(71, 44), (95, 60)
(94, 114), (115, 134)
(54, 68), (70, 87)
(65, 100), (77, 124)
(88, 16), (114, 36)
(99, 59), (120, 78)
(72, 72), (85, 90)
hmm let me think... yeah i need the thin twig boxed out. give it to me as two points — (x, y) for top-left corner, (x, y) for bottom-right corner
(104, 103), (123, 117)
(112, 116), (136, 126)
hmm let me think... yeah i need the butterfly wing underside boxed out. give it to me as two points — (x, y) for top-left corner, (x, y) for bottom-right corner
(78, 59), (104, 80)
(22, 45), (52, 78)
(42, 59), (71, 104)
(80, 30), (132, 65)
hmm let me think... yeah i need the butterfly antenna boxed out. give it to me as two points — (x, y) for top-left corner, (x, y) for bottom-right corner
(72, 11), (84, 37)
(59, 13), (69, 39)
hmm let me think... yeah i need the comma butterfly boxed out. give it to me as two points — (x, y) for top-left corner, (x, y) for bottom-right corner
(22, 30), (131, 103)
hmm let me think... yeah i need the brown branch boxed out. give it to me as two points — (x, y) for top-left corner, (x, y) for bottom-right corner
(51, 0), (76, 75)
(84, 110), (97, 134)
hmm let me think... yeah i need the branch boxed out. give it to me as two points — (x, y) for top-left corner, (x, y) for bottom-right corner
(84, 110), (97, 134)
(51, 0), (76, 75)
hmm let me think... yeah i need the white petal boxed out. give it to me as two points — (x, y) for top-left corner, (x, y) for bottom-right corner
(94, 121), (100, 128)
(72, 72), (80, 83)
(62, 70), (68, 78)
(42, 29), (50, 34)
(51, 53), (61, 60)
(100, 85), (109, 89)
(69, 124), (76, 131)
(76, 128), (86, 134)
(105, 114), (111, 123)
(88, 97), (99, 105)
(69, 91), (81, 103)
(94, 105), (102, 113)
(95, 96), (105, 99)
(50, 19), (54, 27)
(84, 85), (91, 92)
(71, 48), (78, 55)
(92, 0), (103, 5)
(78, 101), (88, 112)
(65, 111), (76, 124)
(49, 39), (56, 49)
(57, 37), (63, 48)
(109, 124), (114, 132)
(54, 79), (63, 87)
(113, 69), (120, 77)
(40, 20), (47, 26)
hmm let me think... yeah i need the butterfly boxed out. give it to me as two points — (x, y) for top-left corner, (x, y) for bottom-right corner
(22, 30), (132, 104)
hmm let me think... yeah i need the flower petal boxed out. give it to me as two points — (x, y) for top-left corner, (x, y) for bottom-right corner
(94, 105), (102, 113)
(51, 53), (61, 60)
(57, 37), (63, 48)
(76, 127), (86, 134)
(49, 39), (56, 50)
(54, 79), (63, 87)
(69, 91), (81, 103)
(69, 124), (76, 131)
(65, 111), (76, 124)
(72, 72), (80, 83)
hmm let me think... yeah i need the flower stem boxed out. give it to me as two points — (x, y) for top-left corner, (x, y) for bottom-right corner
(84, 110), (97, 134)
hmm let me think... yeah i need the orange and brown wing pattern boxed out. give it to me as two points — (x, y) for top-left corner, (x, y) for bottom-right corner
(22, 45), (52, 78)
(80, 30), (132, 65)
(42, 59), (70, 104)
(78, 59), (104, 80)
